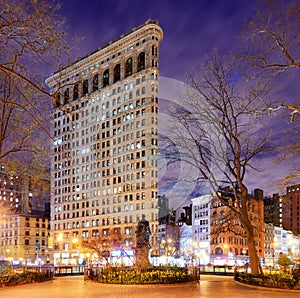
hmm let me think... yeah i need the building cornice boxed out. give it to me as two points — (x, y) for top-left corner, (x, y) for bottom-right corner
(46, 20), (163, 88)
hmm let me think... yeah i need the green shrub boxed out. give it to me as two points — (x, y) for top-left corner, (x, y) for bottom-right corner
(235, 271), (298, 289)
(92, 267), (195, 284)
(0, 270), (53, 287)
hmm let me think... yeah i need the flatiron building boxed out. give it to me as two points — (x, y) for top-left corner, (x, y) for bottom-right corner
(46, 20), (163, 264)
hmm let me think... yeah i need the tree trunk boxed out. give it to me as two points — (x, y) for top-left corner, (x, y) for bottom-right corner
(240, 184), (263, 275)
(246, 231), (263, 275)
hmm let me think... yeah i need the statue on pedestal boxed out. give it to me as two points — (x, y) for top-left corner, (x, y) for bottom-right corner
(135, 214), (151, 268)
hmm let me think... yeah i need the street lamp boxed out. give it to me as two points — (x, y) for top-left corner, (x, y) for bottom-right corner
(72, 238), (78, 249)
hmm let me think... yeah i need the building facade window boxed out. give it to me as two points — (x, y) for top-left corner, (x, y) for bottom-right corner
(103, 69), (109, 87)
(83, 79), (89, 96)
(73, 84), (79, 100)
(137, 52), (145, 72)
(113, 64), (121, 83)
(125, 58), (132, 77)
(92, 74), (98, 92)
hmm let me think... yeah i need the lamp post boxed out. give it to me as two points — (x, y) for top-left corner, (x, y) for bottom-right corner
(166, 238), (173, 264)
(55, 233), (63, 265)
(223, 244), (228, 265)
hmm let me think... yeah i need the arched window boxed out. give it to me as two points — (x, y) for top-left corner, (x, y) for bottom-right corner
(152, 45), (157, 56)
(215, 247), (223, 255)
(103, 69), (109, 87)
(82, 79), (89, 96)
(53, 92), (60, 108)
(92, 74), (98, 92)
(73, 84), (78, 100)
(125, 58), (132, 77)
(113, 64), (120, 83)
(64, 88), (69, 104)
(137, 52), (145, 72)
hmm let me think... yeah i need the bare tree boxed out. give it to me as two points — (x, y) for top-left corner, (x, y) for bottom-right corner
(82, 228), (135, 267)
(161, 54), (270, 274)
(239, 0), (300, 182)
(0, 0), (72, 173)
(241, 1), (299, 70)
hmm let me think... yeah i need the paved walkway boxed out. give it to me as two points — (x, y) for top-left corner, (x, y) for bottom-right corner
(1, 275), (300, 297)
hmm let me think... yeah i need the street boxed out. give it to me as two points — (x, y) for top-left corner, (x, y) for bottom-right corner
(0, 275), (300, 297)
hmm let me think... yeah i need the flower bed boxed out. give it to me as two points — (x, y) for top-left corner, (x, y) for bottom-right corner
(0, 270), (53, 287)
(89, 267), (197, 284)
(234, 271), (300, 290)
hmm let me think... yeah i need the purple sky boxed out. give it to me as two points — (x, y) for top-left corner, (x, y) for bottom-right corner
(60, 0), (259, 80)
(57, 0), (299, 202)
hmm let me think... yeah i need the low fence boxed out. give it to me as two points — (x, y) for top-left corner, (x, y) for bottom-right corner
(54, 265), (85, 276)
(199, 265), (235, 275)
(1, 265), (85, 277)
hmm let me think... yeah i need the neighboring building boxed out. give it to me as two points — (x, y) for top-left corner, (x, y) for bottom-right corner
(0, 213), (50, 264)
(0, 165), (32, 214)
(191, 195), (211, 265)
(209, 188), (265, 266)
(157, 209), (179, 261)
(158, 195), (169, 219)
(264, 223), (275, 266)
(45, 20), (163, 264)
(178, 222), (193, 265)
(264, 223), (300, 266)
(0, 165), (50, 215)
(282, 184), (300, 234)
(0, 165), (50, 263)
(264, 193), (283, 227)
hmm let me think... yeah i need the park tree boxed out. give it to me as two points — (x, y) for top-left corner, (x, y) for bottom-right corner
(240, 0), (300, 182)
(240, 0), (299, 86)
(161, 54), (269, 275)
(0, 0), (72, 177)
(81, 228), (135, 267)
(277, 252), (293, 272)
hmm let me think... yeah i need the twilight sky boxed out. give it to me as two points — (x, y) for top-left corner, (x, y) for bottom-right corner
(60, 0), (259, 80)
(56, 0), (299, 205)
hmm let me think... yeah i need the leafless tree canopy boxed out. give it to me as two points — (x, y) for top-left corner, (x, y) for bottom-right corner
(161, 54), (269, 274)
(0, 0), (71, 173)
(239, 0), (300, 182)
(240, 0), (300, 76)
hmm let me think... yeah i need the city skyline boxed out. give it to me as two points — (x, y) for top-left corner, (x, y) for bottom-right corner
(1, 0), (300, 277)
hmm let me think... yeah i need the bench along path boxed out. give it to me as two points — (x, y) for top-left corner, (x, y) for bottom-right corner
(0, 274), (299, 298)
